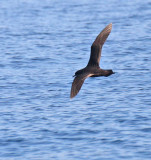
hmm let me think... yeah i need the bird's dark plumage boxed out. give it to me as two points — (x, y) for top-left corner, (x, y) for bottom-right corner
(70, 23), (114, 98)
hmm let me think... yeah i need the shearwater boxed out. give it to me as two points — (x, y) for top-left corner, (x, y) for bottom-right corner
(70, 23), (114, 99)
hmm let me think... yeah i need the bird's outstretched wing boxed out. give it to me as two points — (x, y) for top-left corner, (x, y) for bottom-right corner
(87, 23), (112, 67)
(70, 73), (93, 98)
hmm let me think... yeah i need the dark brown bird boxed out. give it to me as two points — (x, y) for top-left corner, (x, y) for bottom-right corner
(70, 23), (114, 99)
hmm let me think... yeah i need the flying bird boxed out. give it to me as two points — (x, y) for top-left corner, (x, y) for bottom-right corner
(70, 23), (114, 98)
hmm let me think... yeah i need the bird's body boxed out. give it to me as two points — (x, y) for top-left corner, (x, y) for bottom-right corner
(70, 23), (114, 98)
(74, 66), (113, 77)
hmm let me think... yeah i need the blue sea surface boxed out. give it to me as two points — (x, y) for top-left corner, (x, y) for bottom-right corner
(0, 0), (151, 159)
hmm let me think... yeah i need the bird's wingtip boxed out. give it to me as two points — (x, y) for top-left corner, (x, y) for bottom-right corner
(70, 95), (74, 99)
(108, 23), (112, 28)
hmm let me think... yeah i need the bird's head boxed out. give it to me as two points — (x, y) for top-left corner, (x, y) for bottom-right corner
(110, 70), (115, 74)
(106, 70), (115, 76)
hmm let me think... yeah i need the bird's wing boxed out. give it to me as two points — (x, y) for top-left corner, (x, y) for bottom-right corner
(87, 23), (112, 66)
(70, 73), (93, 98)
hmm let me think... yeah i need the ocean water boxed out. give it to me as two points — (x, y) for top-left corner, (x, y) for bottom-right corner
(0, 0), (151, 159)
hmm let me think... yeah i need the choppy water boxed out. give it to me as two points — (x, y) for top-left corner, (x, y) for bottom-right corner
(0, 0), (151, 159)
